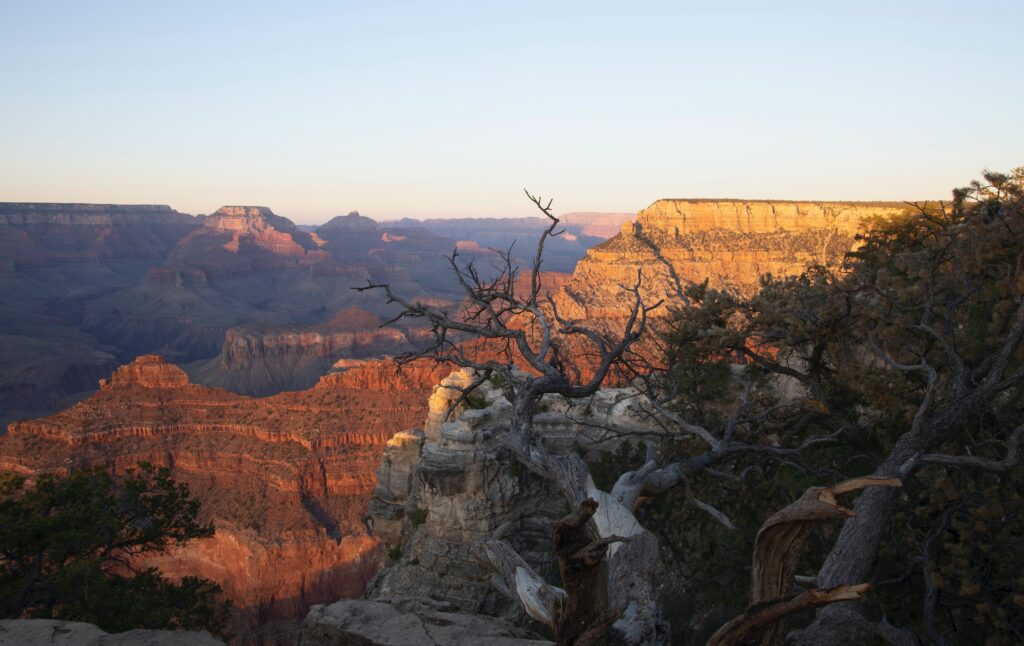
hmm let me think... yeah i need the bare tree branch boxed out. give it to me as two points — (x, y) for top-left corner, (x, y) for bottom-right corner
(918, 424), (1024, 472)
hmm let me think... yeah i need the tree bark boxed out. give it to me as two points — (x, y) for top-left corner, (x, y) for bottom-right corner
(551, 499), (623, 645)
(710, 477), (899, 646)
(790, 431), (928, 645)
(708, 585), (870, 646)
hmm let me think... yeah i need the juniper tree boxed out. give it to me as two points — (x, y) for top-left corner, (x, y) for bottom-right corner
(0, 464), (229, 635)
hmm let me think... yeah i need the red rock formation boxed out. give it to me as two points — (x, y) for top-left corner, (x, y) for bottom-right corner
(103, 354), (191, 388)
(184, 308), (437, 396)
(557, 199), (909, 319)
(512, 271), (572, 297)
(0, 355), (447, 642)
(168, 206), (333, 276)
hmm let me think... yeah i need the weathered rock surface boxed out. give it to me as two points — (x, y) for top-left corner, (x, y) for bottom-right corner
(365, 369), (648, 624)
(0, 355), (448, 642)
(366, 370), (561, 619)
(633, 198), (902, 234)
(0, 619), (223, 646)
(559, 199), (908, 318)
(186, 308), (433, 396)
(299, 599), (551, 645)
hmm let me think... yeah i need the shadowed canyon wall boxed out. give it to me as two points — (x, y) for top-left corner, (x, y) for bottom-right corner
(0, 203), (626, 426)
(0, 204), (461, 425)
(0, 203), (199, 425)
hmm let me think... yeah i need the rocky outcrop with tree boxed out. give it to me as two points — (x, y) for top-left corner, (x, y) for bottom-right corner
(358, 173), (1024, 645)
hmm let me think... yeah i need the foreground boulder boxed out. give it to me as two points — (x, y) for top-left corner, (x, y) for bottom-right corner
(0, 619), (223, 645)
(299, 599), (551, 646)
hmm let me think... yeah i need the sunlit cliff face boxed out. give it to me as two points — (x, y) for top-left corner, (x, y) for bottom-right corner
(0, 354), (448, 639)
(556, 199), (907, 319)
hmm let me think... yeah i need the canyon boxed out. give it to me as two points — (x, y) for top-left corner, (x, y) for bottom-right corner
(559, 199), (906, 319)
(185, 308), (435, 396)
(0, 203), (199, 427)
(0, 203), (630, 427)
(0, 197), (914, 642)
(0, 355), (448, 642)
(380, 212), (634, 273)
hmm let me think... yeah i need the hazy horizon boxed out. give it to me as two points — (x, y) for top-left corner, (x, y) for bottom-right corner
(2, 1), (1022, 223)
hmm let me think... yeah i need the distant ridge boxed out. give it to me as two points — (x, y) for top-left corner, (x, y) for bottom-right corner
(0, 202), (179, 210)
(651, 198), (909, 207)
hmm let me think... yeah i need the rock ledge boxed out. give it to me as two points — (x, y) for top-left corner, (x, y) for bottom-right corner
(0, 619), (223, 646)
(300, 599), (551, 645)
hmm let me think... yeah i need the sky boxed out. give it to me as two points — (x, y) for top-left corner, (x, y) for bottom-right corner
(1, 1), (1022, 224)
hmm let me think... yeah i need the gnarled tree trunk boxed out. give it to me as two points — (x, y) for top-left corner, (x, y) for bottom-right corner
(709, 477), (900, 646)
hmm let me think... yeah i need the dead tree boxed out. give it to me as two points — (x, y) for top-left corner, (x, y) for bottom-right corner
(358, 191), (669, 642)
(357, 191), (859, 644)
(361, 172), (1023, 644)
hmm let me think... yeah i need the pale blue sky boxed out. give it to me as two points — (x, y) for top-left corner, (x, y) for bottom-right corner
(1, 1), (1021, 223)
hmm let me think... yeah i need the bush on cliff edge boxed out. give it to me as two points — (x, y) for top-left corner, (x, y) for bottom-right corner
(0, 463), (230, 636)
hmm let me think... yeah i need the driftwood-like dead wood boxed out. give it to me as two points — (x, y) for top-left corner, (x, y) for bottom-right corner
(709, 476), (902, 646)
(751, 476), (901, 603)
(480, 499), (631, 646)
(707, 583), (870, 646)
(478, 539), (567, 629)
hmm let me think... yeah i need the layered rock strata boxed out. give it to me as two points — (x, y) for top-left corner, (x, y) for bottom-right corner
(0, 202), (197, 269)
(186, 308), (434, 396)
(0, 355), (448, 642)
(167, 206), (328, 275)
(365, 369), (648, 622)
(0, 203), (467, 415)
(559, 199), (907, 318)
(78, 205), (464, 380)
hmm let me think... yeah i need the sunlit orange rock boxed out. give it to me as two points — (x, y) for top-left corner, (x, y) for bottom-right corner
(557, 199), (908, 318)
(0, 355), (447, 642)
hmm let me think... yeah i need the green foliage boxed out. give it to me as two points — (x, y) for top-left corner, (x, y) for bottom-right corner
(0, 465), (230, 635)
(407, 507), (428, 527)
(876, 461), (1024, 645)
(386, 545), (402, 561)
(650, 168), (1024, 643)
(640, 466), (777, 643)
